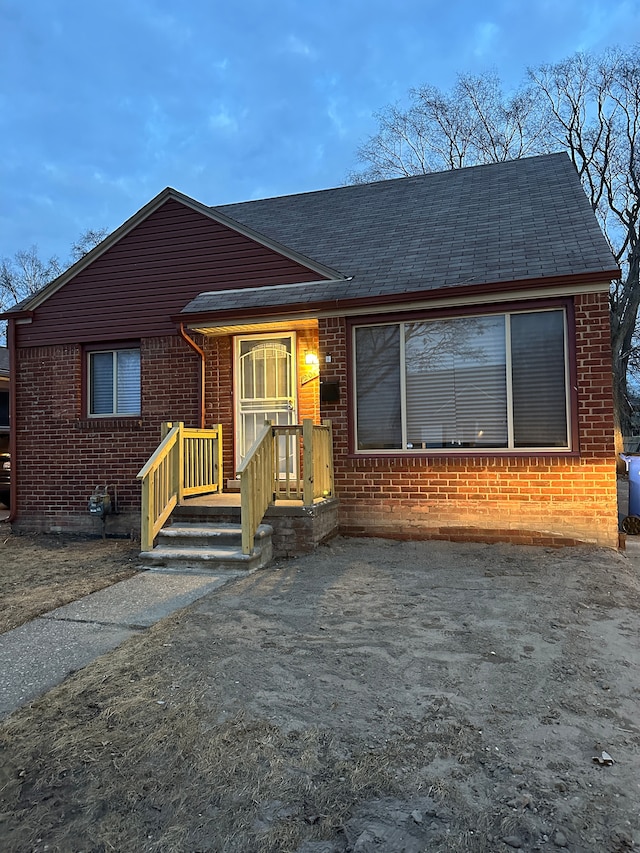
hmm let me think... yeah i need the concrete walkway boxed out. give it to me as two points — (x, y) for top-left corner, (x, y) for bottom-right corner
(0, 567), (240, 720)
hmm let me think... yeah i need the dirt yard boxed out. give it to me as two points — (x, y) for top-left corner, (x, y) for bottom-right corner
(0, 531), (140, 634)
(0, 533), (639, 852)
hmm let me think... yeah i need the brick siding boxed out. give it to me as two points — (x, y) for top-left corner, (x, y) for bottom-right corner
(12, 336), (200, 536)
(12, 328), (321, 535)
(318, 293), (619, 549)
(11, 294), (619, 548)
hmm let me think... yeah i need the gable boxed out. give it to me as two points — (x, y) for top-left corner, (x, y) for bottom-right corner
(14, 198), (329, 347)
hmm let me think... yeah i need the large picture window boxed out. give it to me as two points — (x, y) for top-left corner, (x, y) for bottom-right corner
(354, 309), (569, 452)
(88, 349), (141, 416)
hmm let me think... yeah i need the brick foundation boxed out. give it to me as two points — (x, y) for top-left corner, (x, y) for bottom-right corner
(171, 499), (339, 559)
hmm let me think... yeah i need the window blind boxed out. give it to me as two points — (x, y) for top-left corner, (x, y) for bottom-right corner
(405, 317), (508, 448)
(355, 325), (402, 449)
(89, 349), (140, 416)
(353, 308), (569, 452)
(90, 352), (114, 415)
(116, 350), (141, 415)
(511, 311), (568, 447)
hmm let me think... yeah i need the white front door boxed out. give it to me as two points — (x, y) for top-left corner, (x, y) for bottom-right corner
(235, 333), (297, 473)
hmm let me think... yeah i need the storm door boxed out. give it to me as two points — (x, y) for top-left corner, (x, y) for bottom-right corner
(235, 334), (297, 475)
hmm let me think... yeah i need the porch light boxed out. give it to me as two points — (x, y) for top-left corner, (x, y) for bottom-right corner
(305, 352), (319, 366)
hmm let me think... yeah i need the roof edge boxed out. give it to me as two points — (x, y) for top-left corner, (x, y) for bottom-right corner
(0, 307), (34, 322)
(216, 152), (573, 209)
(176, 270), (618, 327)
(184, 278), (348, 302)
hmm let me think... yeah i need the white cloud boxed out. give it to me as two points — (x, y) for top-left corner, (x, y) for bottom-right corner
(327, 99), (346, 137)
(284, 34), (317, 59)
(208, 104), (241, 134)
(136, 2), (193, 46)
(574, 0), (638, 51)
(473, 21), (500, 57)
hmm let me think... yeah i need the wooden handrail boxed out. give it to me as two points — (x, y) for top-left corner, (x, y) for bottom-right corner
(238, 419), (335, 555)
(238, 422), (274, 555)
(137, 422), (222, 551)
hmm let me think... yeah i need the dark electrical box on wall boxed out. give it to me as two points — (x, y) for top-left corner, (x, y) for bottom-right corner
(320, 381), (340, 403)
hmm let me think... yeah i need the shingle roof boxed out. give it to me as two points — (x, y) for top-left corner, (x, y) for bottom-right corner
(0, 347), (9, 376)
(182, 153), (619, 317)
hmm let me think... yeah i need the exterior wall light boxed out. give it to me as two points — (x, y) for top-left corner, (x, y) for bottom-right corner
(301, 352), (320, 386)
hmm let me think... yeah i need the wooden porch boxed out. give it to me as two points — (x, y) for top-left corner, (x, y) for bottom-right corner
(177, 491), (329, 509)
(137, 419), (338, 565)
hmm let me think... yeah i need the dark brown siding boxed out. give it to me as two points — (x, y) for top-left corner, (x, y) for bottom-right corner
(16, 199), (322, 347)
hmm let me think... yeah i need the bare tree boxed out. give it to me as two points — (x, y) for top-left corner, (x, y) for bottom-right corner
(0, 247), (62, 314)
(350, 49), (640, 444)
(348, 72), (545, 183)
(530, 47), (640, 445)
(69, 227), (109, 264)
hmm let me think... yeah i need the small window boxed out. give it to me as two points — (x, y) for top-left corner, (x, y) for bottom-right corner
(88, 349), (140, 416)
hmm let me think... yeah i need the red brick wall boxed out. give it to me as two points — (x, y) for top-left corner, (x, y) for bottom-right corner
(204, 336), (234, 484)
(574, 293), (616, 456)
(296, 328), (320, 424)
(12, 335), (201, 535)
(318, 294), (619, 548)
(11, 295), (619, 548)
(11, 327), (324, 536)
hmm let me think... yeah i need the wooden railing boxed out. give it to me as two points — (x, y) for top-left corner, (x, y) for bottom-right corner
(238, 419), (334, 555)
(306, 419), (334, 504)
(137, 422), (222, 551)
(137, 418), (333, 555)
(237, 423), (275, 556)
(181, 425), (224, 497)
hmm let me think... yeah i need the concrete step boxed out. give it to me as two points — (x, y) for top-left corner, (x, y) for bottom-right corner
(158, 522), (270, 549)
(139, 523), (273, 573)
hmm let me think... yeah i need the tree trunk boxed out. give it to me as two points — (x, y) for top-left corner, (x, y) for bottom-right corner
(611, 244), (640, 469)
(613, 362), (632, 472)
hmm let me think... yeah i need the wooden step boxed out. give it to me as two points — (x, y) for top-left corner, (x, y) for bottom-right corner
(139, 523), (273, 573)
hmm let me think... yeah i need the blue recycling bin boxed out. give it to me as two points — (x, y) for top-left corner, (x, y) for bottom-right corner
(621, 454), (640, 516)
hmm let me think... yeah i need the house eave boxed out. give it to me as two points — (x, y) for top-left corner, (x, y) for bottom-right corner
(0, 308), (34, 322)
(177, 272), (618, 334)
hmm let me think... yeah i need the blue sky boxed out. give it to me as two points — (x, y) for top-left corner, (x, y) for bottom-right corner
(1, 0), (639, 263)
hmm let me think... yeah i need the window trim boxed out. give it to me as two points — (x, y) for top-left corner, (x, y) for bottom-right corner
(85, 343), (141, 419)
(347, 299), (579, 458)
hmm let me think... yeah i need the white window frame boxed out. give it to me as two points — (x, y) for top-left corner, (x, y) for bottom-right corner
(87, 348), (141, 417)
(352, 307), (571, 454)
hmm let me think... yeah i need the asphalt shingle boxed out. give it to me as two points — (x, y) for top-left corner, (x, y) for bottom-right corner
(181, 153), (618, 316)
